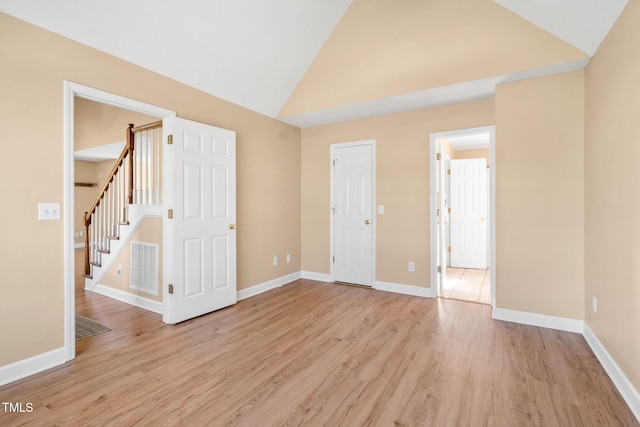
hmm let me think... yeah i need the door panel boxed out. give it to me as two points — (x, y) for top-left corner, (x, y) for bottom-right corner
(164, 117), (236, 324)
(450, 158), (487, 269)
(333, 144), (373, 286)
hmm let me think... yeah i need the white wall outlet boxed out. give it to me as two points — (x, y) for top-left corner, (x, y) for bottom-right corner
(273, 256), (278, 266)
(592, 296), (597, 314)
(408, 261), (415, 272)
(286, 254), (291, 263)
(38, 203), (61, 220)
(117, 264), (123, 278)
(74, 230), (84, 237)
(378, 205), (385, 215)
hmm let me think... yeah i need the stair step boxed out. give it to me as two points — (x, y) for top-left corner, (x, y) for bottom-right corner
(90, 261), (101, 267)
(117, 221), (129, 226)
(107, 235), (120, 240)
(97, 248), (110, 254)
(82, 274), (93, 279)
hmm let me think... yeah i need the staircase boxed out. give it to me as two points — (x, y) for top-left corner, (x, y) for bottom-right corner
(83, 121), (163, 289)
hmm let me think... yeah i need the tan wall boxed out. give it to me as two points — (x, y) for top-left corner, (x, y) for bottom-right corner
(74, 161), (97, 245)
(75, 97), (157, 151)
(0, 13), (301, 366)
(454, 148), (489, 164)
(495, 70), (584, 320)
(301, 98), (494, 286)
(585, 2), (640, 390)
(100, 217), (163, 303)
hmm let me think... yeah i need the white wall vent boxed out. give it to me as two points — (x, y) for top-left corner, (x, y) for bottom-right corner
(130, 241), (159, 296)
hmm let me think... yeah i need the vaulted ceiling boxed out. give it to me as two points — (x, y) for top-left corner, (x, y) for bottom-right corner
(0, 0), (628, 127)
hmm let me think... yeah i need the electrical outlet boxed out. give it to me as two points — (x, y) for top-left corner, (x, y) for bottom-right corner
(408, 262), (415, 272)
(273, 256), (278, 266)
(117, 264), (123, 278)
(592, 296), (597, 314)
(286, 254), (291, 263)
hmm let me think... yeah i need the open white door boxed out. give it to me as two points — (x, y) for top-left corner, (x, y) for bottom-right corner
(332, 142), (374, 286)
(163, 117), (236, 324)
(450, 158), (487, 269)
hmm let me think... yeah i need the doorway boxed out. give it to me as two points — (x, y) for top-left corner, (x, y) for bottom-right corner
(64, 81), (176, 361)
(429, 126), (495, 306)
(330, 140), (376, 287)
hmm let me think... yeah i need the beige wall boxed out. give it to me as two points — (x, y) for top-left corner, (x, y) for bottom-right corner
(75, 97), (158, 151)
(495, 70), (585, 320)
(454, 148), (489, 164)
(585, 2), (640, 390)
(74, 161), (97, 245)
(0, 13), (301, 366)
(100, 217), (163, 303)
(301, 98), (494, 286)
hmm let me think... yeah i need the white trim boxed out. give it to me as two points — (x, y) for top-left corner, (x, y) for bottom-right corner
(0, 347), (66, 387)
(429, 126), (496, 307)
(301, 271), (332, 282)
(329, 140), (376, 285)
(492, 307), (583, 333)
(74, 243), (85, 249)
(64, 81), (176, 362)
(91, 284), (163, 314)
(236, 272), (302, 301)
(374, 281), (432, 298)
(583, 324), (640, 421)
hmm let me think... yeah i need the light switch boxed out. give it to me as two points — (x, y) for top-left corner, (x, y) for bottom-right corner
(38, 203), (61, 220)
(378, 205), (385, 215)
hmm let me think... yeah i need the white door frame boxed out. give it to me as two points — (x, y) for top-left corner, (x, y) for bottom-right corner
(329, 140), (376, 285)
(429, 126), (496, 307)
(63, 81), (175, 361)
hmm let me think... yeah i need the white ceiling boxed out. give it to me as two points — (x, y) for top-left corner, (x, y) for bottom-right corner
(0, 0), (628, 127)
(75, 141), (125, 162)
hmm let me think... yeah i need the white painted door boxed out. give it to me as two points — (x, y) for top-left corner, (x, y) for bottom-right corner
(332, 143), (373, 286)
(450, 158), (487, 269)
(163, 117), (236, 324)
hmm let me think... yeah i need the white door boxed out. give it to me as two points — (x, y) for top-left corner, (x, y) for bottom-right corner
(163, 117), (236, 324)
(332, 143), (374, 286)
(450, 158), (487, 269)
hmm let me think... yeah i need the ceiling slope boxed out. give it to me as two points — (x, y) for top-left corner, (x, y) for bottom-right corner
(0, 0), (352, 118)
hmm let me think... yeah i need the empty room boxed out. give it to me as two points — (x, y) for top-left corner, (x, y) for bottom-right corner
(1, 0), (639, 425)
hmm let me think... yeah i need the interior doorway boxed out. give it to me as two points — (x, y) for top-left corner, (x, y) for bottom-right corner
(64, 81), (175, 361)
(429, 126), (495, 306)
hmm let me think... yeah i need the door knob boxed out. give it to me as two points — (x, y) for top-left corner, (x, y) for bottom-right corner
(365, 219), (371, 225)
(229, 224), (237, 230)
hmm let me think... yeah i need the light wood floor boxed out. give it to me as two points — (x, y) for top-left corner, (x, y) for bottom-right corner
(1, 279), (637, 425)
(442, 267), (491, 305)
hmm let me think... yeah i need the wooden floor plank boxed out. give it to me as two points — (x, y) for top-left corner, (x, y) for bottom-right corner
(0, 277), (637, 426)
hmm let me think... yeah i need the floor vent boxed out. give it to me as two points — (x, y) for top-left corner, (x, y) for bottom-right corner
(130, 241), (159, 296)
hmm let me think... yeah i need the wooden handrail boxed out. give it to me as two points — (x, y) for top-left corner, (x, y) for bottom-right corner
(83, 120), (163, 278)
(84, 124), (134, 226)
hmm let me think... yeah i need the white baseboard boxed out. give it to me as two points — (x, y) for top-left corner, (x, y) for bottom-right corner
(0, 347), (66, 387)
(492, 307), (583, 333)
(583, 324), (640, 421)
(300, 271), (332, 282)
(374, 280), (432, 298)
(91, 284), (163, 314)
(237, 271), (302, 301)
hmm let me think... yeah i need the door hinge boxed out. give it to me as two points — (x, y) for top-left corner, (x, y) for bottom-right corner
(437, 266), (442, 273)
(436, 153), (441, 161)
(331, 207), (335, 215)
(333, 159), (337, 167)
(332, 256), (335, 263)
(448, 246), (451, 253)
(437, 208), (441, 216)
(168, 209), (173, 219)
(167, 134), (173, 145)
(168, 284), (174, 294)
(447, 169), (451, 175)
(448, 207), (451, 213)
